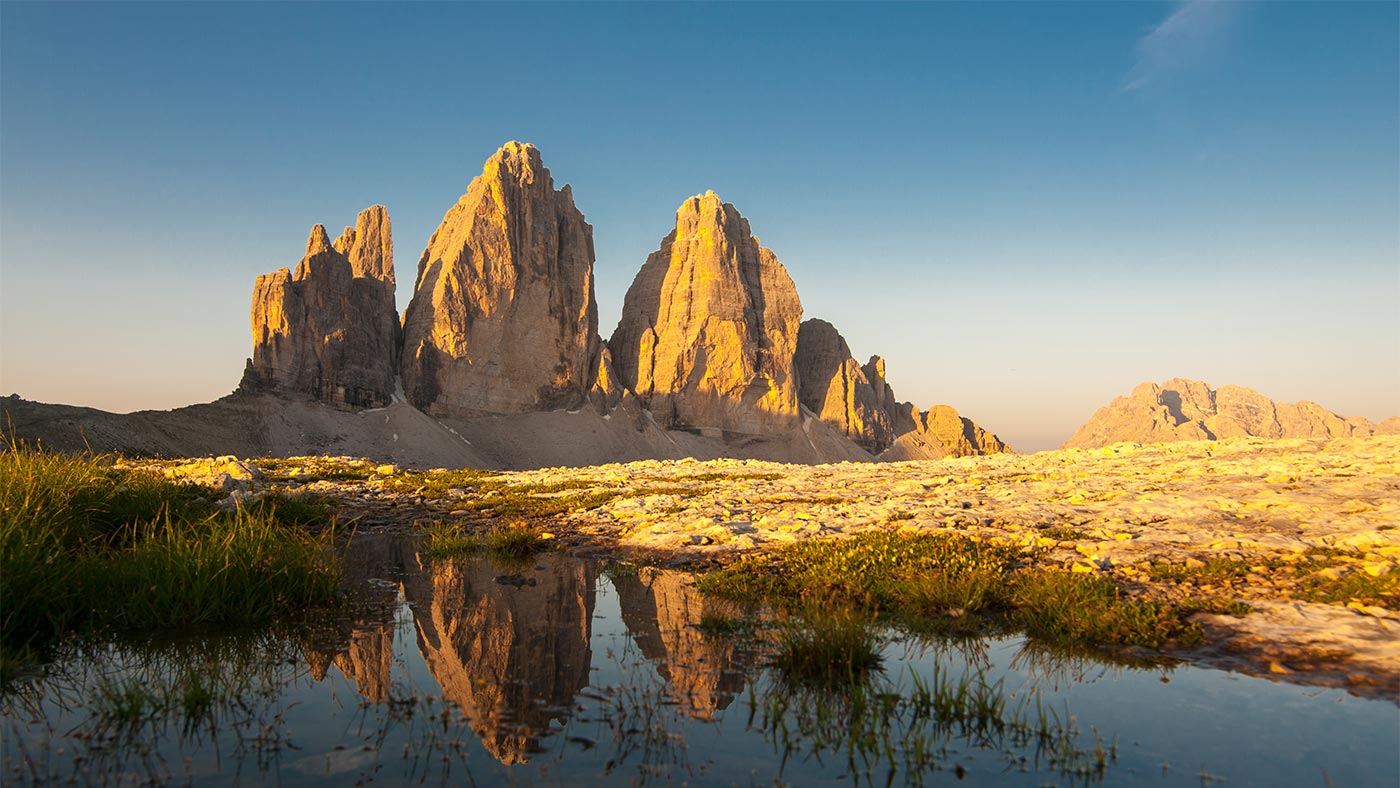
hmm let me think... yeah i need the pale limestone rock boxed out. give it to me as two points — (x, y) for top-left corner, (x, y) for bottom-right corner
(331, 204), (394, 284)
(401, 142), (599, 416)
(881, 403), (1013, 461)
(609, 191), (802, 435)
(241, 208), (399, 409)
(589, 345), (623, 413)
(794, 319), (898, 452)
(1063, 378), (1390, 449)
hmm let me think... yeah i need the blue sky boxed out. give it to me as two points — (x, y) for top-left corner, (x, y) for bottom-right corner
(2, 1), (1396, 451)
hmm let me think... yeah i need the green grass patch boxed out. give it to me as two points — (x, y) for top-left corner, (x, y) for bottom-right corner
(770, 602), (884, 689)
(1, 444), (340, 653)
(694, 613), (752, 638)
(1148, 550), (1400, 610)
(1006, 570), (1201, 649)
(699, 532), (1203, 650)
(384, 470), (626, 517)
(425, 519), (551, 559)
(886, 511), (915, 523)
(1293, 565), (1400, 609)
(467, 488), (622, 518)
(377, 467), (502, 497)
(250, 457), (374, 482)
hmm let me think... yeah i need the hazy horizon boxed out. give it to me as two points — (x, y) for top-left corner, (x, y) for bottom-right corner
(3, 2), (1396, 453)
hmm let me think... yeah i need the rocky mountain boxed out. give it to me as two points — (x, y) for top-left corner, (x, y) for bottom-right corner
(881, 403), (1012, 460)
(400, 141), (600, 416)
(794, 318), (1011, 458)
(12, 141), (1019, 468)
(794, 319), (900, 453)
(240, 207), (399, 408)
(1063, 378), (1399, 449)
(609, 191), (803, 435)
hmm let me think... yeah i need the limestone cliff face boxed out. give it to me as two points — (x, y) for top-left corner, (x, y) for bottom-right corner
(401, 553), (595, 764)
(400, 142), (600, 416)
(609, 192), (803, 434)
(794, 319), (898, 453)
(332, 204), (394, 284)
(1062, 378), (1392, 449)
(612, 568), (752, 719)
(241, 208), (399, 408)
(881, 403), (1013, 461)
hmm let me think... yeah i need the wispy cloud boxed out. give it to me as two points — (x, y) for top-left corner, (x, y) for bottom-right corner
(1123, 0), (1239, 92)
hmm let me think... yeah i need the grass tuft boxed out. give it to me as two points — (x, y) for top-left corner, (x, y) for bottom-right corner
(0, 443), (340, 653)
(770, 602), (884, 689)
(425, 519), (551, 559)
(700, 532), (1203, 650)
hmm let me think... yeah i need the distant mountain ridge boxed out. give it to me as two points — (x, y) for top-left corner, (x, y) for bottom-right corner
(1063, 378), (1400, 450)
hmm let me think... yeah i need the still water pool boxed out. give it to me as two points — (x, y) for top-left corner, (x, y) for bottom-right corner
(4, 535), (1395, 786)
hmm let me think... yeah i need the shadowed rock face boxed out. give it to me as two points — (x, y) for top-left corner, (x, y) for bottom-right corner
(241, 207), (399, 409)
(610, 192), (803, 435)
(612, 568), (753, 720)
(1063, 378), (1395, 449)
(794, 319), (899, 453)
(794, 318), (1011, 458)
(401, 553), (595, 765)
(400, 142), (600, 416)
(881, 403), (1012, 460)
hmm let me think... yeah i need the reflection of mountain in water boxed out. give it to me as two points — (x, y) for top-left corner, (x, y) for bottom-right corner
(297, 534), (405, 702)
(613, 567), (753, 719)
(402, 552), (596, 764)
(301, 538), (757, 764)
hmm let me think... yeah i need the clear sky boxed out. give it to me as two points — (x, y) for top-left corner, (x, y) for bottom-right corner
(2, 1), (1396, 452)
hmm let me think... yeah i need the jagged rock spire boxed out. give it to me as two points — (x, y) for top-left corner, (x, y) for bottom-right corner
(609, 191), (803, 434)
(400, 142), (600, 415)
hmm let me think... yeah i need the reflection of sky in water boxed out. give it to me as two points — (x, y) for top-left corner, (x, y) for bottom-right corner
(3, 535), (1395, 787)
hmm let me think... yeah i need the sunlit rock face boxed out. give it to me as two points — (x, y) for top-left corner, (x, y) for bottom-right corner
(610, 191), (803, 435)
(794, 319), (899, 453)
(881, 403), (1013, 460)
(612, 568), (752, 719)
(400, 142), (600, 416)
(241, 207), (399, 408)
(1062, 378), (1392, 449)
(401, 553), (595, 764)
(332, 204), (395, 285)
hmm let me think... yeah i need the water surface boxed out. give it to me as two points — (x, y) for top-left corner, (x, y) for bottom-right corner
(4, 534), (1394, 786)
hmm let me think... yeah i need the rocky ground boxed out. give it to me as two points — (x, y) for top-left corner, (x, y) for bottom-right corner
(144, 434), (1400, 700)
